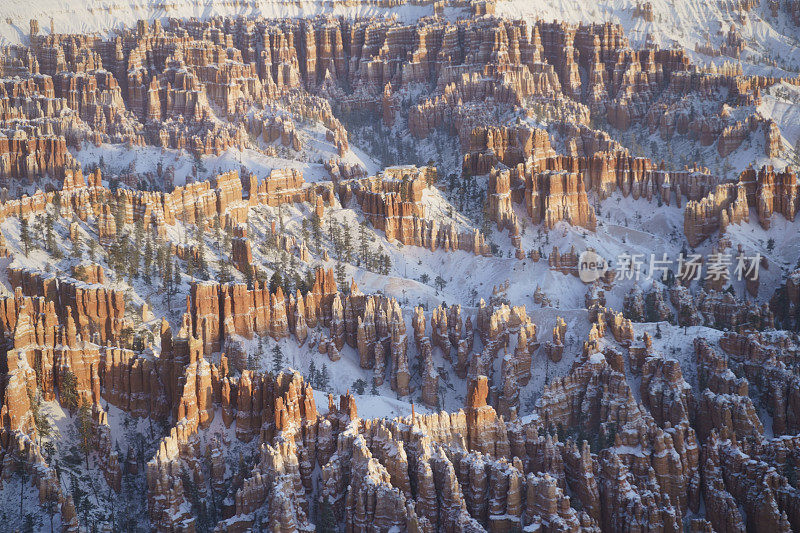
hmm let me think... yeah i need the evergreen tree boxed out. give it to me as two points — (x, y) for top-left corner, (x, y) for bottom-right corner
(71, 233), (82, 259)
(196, 210), (205, 236)
(70, 473), (90, 530)
(143, 237), (154, 284)
(342, 223), (353, 263)
(197, 235), (207, 274)
(311, 211), (322, 253)
(378, 247), (391, 275)
(301, 219), (310, 248)
(319, 364), (330, 391)
(785, 461), (797, 488)
(44, 489), (59, 533)
(114, 196), (126, 230)
(247, 346), (261, 372)
(219, 259), (232, 284)
(269, 271), (283, 294)
(53, 191), (62, 219)
(163, 258), (174, 309)
(335, 262), (347, 293)
(128, 239), (140, 280)
(316, 498), (336, 533)
(358, 222), (370, 267)
(28, 388), (51, 446)
(214, 217), (222, 249)
(596, 428), (607, 451)
(351, 378), (367, 395)
(60, 370), (79, 412)
(271, 344), (284, 373)
(328, 215), (339, 255)
(13, 453), (29, 525)
(308, 360), (318, 387)
(87, 237), (97, 262)
(45, 213), (58, 256)
(186, 254), (196, 280)
(172, 260), (181, 296)
(223, 225), (232, 254)
(75, 402), (93, 468)
(20, 218), (32, 257)
(134, 219), (144, 250)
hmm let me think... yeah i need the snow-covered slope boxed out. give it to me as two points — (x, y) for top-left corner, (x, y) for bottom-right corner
(0, 0), (435, 44)
(499, 0), (800, 75)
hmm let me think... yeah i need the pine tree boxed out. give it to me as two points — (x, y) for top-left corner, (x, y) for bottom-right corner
(71, 233), (82, 259)
(186, 254), (196, 279)
(28, 388), (51, 446)
(87, 237), (97, 262)
(219, 259), (232, 284)
(163, 258), (174, 309)
(316, 498), (336, 533)
(311, 211), (322, 253)
(53, 191), (62, 220)
(44, 489), (59, 533)
(352, 378), (367, 395)
(196, 210), (205, 236)
(342, 223), (353, 263)
(271, 344), (284, 373)
(223, 226), (232, 254)
(172, 260), (181, 296)
(128, 239), (140, 280)
(45, 213), (58, 256)
(247, 347), (261, 372)
(214, 217), (222, 248)
(335, 262), (347, 293)
(75, 402), (93, 468)
(70, 473), (89, 530)
(197, 236), (207, 275)
(358, 222), (370, 267)
(13, 453), (29, 525)
(135, 219), (144, 248)
(328, 215), (339, 254)
(245, 265), (254, 289)
(20, 218), (31, 257)
(308, 360), (317, 387)
(114, 196), (126, 230)
(269, 271), (283, 294)
(301, 218), (310, 247)
(60, 370), (79, 412)
(319, 364), (330, 391)
(785, 461), (797, 488)
(379, 247), (391, 275)
(143, 237), (154, 284)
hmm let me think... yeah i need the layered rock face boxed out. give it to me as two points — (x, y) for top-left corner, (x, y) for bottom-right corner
(682, 164), (800, 245)
(7, 265), (127, 343)
(619, 284), (774, 332)
(2, 249), (799, 533)
(3, 8), (800, 533)
(338, 166), (492, 256)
